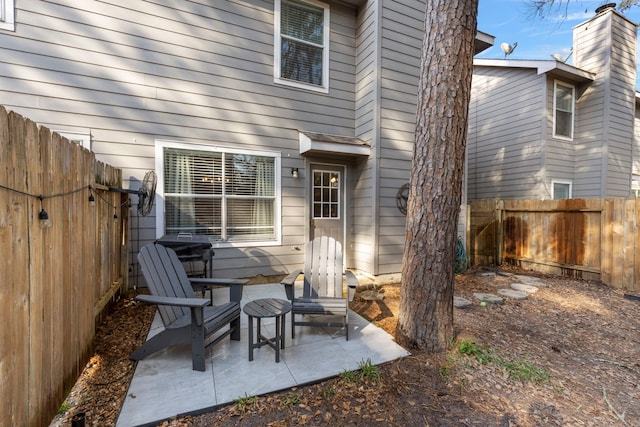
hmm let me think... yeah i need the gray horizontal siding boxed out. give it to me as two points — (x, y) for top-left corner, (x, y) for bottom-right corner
(2, 0), (361, 279)
(374, 0), (423, 275)
(351, 0), (378, 274)
(468, 67), (546, 200)
(572, 10), (635, 198)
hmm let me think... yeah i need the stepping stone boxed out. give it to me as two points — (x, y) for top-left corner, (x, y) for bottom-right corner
(525, 281), (546, 288)
(480, 272), (496, 277)
(359, 290), (384, 301)
(498, 289), (528, 300)
(473, 293), (504, 304)
(511, 283), (539, 294)
(454, 296), (472, 308)
(497, 271), (514, 277)
(514, 275), (546, 286)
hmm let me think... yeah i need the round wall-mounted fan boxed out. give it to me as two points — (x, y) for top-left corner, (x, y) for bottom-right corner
(137, 171), (157, 216)
(109, 170), (157, 216)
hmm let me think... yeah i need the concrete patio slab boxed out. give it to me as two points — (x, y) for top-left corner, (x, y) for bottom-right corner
(116, 283), (409, 427)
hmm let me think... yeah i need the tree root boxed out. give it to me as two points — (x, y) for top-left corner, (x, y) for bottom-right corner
(602, 386), (628, 426)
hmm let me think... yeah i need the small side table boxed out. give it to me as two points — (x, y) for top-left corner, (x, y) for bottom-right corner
(243, 298), (292, 363)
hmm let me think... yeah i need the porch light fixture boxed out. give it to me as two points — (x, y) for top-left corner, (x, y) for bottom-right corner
(291, 168), (299, 179)
(88, 191), (96, 207)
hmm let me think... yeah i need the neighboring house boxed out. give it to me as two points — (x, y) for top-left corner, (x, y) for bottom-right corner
(467, 5), (638, 201)
(0, 0), (492, 280)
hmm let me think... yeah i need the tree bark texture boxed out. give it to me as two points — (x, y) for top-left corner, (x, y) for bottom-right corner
(396, 0), (478, 352)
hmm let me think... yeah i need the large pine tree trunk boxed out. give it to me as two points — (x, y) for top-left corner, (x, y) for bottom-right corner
(395, 0), (478, 352)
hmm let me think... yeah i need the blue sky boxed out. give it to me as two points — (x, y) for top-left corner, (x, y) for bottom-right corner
(476, 1), (640, 76)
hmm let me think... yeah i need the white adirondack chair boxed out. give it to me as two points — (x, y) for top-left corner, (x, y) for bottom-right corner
(281, 236), (358, 340)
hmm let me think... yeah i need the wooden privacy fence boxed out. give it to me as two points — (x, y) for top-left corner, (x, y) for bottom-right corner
(469, 198), (640, 293)
(0, 106), (128, 427)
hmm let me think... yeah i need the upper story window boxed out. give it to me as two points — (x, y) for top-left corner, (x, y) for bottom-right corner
(553, 81), (574, 140)
(274, 0), (330, 93)
(156, 141), (281, 247)
(0, 0), (15, 31)
(552, 180), (572, 199)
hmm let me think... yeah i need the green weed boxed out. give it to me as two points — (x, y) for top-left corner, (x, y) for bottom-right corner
(322, 385), (336, 400)
(438, 365), (451, 381)
(339, 358), (381, 384)
(339, 369), (359, 382)
(438, 354), (457, 381)
(234, 393), (257, 412)
(58, 402), (71, 414)
(502, 357), (551, 384)
(455, 339), (551, 386)
(282, 392), (300, 408)
(358, 358), (380, 383)
(457, 338), (491, 364)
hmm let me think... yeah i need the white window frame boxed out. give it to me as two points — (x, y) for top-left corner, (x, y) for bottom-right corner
(553, 80), (575, 140)
(551, 179), (572, 200)
(0, 0), (15, 31)
(155, 140), (282, 248)
(274, 0), (330, 93)
(632, 175), (640, 197)
(57, 131), (91, 150)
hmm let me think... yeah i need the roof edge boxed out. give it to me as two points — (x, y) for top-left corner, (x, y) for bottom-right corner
(473, 58), (595, 83)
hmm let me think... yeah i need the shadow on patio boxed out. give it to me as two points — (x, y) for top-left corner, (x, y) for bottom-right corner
(116, 283), (409, 427)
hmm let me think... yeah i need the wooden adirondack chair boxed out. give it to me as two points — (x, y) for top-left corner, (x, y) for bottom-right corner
(281, 236), (358, 340)
(131, 243), (246, 371)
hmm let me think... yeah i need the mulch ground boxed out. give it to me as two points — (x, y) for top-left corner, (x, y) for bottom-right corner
(51, 267), (640, 427)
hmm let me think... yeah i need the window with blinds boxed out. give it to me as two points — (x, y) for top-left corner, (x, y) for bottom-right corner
(274, 0), (329, 92)
(553, 81), (574, 140)
(163, 147), (278, 243)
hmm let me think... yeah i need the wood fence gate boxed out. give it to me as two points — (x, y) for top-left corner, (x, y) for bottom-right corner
(469, 198), (640, 293)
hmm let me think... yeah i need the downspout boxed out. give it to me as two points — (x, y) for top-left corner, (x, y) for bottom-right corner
(372, 0), (383, 275)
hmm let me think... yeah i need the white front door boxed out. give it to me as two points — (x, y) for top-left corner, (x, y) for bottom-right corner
(309, 164), (345, 248)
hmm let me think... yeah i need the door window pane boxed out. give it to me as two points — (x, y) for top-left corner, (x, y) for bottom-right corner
(312, 170), (340, 218)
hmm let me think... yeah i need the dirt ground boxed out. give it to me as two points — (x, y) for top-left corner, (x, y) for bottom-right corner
(52, 267), (640, 427)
